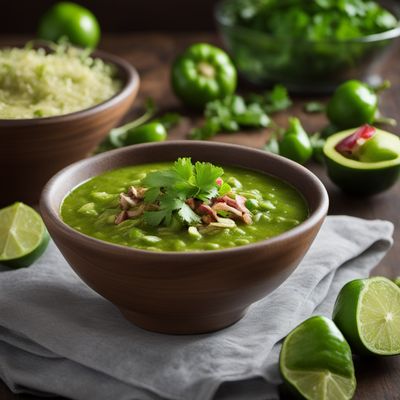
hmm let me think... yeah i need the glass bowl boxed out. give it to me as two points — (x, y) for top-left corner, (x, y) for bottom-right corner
(215, 0), (400, 93)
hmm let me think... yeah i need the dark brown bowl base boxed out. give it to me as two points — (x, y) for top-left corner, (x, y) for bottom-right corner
(119, 307), (248, 334)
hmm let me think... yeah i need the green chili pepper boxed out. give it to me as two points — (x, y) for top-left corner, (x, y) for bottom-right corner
(326, 80), (395, 130)
(279, 118), (313, 165)
(124, 122), (167, 145)
(171, 43), (237, 109)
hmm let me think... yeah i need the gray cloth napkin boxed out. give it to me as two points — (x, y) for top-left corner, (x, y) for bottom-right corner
(0, 216), (394, 400)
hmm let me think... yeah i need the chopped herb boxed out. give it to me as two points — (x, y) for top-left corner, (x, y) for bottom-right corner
(304, 101), (326, 113)
(191, 84), (292, 140)
(190, 95), (270, 140)
(248, 84), (292, 114)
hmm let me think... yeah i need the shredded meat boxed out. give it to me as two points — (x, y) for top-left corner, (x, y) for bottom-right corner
(129, 186), (147, 199)
(213, 195), (252, 225)
(242, 213), (252, 225)
(115, 210), (128, 225)
(119, 193), (137, 210)
(212, 202), (243, 217)
(235, 194), (250, 214)
(197, 204), (218, 222)
(186, 198), (196, 210)
(127, 204), (145, 218)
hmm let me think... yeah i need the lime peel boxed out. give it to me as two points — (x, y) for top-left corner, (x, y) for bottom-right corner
(280, 316), (356, 400)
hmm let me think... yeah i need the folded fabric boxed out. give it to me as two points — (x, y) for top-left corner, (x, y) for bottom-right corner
(0, 216), (393, 400)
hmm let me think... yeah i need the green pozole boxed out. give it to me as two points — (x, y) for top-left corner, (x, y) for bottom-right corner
(61, 158), (308, 252)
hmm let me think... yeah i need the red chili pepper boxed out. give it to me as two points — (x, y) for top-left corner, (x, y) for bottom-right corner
(335, 124), (376, 157)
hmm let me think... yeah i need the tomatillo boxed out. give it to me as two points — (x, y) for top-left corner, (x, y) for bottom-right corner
(323, 127), (400, 195)
(171, 43), (237, 109)
(326, 80), (394, 130)
(38, 2), (100, 48)
(279, 118), (313, 165)
(124, 122), (167, 145)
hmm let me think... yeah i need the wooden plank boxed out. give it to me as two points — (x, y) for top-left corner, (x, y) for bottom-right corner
(0, 32), (399, 399)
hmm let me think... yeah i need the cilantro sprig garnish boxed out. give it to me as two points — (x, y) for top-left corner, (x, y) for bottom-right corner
(141, 158), (231, 226)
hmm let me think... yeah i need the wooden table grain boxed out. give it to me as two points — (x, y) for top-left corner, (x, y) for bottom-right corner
(0, 33), (399, 400)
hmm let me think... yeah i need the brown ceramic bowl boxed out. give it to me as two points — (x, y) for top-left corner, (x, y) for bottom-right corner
(0, 47), (139, 207)
(40, 141), (329, 334)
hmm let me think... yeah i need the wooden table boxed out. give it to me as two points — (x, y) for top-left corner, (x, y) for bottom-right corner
(1, 33), (399, 400)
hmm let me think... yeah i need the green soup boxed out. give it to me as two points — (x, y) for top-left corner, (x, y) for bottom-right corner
(61, 162), (308, 252)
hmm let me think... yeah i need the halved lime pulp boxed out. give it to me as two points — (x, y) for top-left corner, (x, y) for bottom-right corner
(333, 277), (400, 355)
(358, 277), (400, 355)
(280, 316), (356, 400)
(0, 202), (49, 268)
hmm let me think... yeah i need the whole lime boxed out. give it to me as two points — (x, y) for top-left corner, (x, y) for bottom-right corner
(38, 2), (100, 48)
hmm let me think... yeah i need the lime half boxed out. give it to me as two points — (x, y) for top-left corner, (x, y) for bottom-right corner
(280, 316), (356, 400)
(333, 277), (400, 356)
(0, 202), (49, 268)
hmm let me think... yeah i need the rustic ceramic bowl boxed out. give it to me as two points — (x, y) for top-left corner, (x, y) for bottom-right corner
(40, 141), (329, 334)
(0, 48), (139, 206)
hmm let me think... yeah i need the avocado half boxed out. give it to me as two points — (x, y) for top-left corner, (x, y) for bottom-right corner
(323, 129), (400, 196)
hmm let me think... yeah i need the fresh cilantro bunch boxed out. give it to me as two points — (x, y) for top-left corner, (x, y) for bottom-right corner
(229, 0), (398, 39)
(141, 158), (231, 226)
(247, 84), (292, 114)
(190, 84), (291, 140)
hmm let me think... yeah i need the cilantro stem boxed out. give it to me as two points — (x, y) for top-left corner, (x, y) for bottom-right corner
(110, 98), (156, 137)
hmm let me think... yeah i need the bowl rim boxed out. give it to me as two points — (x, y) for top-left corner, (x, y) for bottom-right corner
(0, 45), (140, 126)
(40, 141), (329, 258)
(215, 0), (400, 44)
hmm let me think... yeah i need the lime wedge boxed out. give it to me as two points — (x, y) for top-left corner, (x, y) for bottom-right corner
(333, 277), (400, 356)
(280, 316), (356, 400)
(0, 202), (49, 268)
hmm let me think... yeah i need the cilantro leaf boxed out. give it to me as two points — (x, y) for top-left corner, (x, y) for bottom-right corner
(144, 187), (160, 203)
(197, 186), (219, 202)
(140, 158), (225, 227)
(248, 84), (292, 114)
(143, 210), (167, 226)
(142, 170), (177, 188)
(190, 93), (271, 140)
(177, 203), (201, 225)
(174, 157), (194, 181)
(263, 84), (292, 113)
(218, 182), (232, 196)
(195, 162), (224, 192)
(304, 101), (325, 113)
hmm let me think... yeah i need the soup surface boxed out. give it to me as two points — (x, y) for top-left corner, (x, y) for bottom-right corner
(61, 162), (308, 252)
